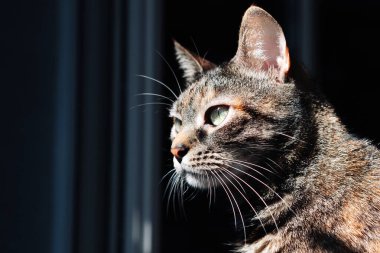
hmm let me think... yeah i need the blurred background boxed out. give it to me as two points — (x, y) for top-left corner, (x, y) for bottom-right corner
(1, 0), (380, 253)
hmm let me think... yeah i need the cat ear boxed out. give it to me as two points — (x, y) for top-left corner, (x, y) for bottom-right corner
(232, 6), (290, 82)
(174, 40), (216, 83)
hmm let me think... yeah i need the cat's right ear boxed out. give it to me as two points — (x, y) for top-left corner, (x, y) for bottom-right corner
(232, 6), (290, 82)
(174, 40), (215, 84)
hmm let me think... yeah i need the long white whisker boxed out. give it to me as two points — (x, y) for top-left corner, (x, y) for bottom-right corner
(264, 161), (279, 174)
(220, 158), (273, 182)
(137, 74), (179, 99)
(209, 171), (217, 204)
(224, 164), (279, 232)
(163, 171), (177, 202)
(155, 51), (183, 94)
(180, 179), (187, 219)
(166, 173), (178, 215)
(173, 175), (182, 219)
(213, 170), (247, 243)
(129, 102), (171, 110)
(136, 93), (175, 103)
(218, 167), (267, 236)
(205, 171), (213, 210)
(222, 158), (277, 176)
(276, 131), (306, 144)
(264, 156), (283, 171)
(225, 164), (295, 216)
(210, 170), (237, 229)
(160, 168), (176, 184)
(219, 167), (246, 194)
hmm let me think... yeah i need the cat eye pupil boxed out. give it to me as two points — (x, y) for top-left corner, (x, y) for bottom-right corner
(206, 105), (229, 126)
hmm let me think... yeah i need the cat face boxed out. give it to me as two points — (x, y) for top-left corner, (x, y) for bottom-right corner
(170, 6), (301, 189)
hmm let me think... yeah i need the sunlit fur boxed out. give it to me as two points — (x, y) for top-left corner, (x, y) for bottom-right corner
(166, 6), (380, 253)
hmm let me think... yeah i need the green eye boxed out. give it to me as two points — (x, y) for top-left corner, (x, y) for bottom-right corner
(174, 118), (182, 132)
(206, 105), (229, 126)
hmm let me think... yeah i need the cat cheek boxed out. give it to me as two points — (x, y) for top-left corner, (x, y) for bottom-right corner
(170, 126), (177, 140)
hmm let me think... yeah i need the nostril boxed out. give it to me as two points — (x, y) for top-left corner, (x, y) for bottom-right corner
(171, 145), (190, 163)
(177, 147), (189, 158)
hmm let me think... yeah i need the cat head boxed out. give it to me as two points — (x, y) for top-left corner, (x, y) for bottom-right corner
(170, 6), (302, 189)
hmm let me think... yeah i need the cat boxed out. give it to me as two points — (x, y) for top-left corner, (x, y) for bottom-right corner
(168, 5), (380, 253)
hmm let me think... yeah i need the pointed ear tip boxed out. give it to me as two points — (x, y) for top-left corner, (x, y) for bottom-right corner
(173, 40), (183, 56)
(245, 5), (266, 15)
(173, 39), (186, 53)
(243, 5), (275, 22)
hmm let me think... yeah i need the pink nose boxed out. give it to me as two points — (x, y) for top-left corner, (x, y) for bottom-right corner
(170, 145), (189, 162)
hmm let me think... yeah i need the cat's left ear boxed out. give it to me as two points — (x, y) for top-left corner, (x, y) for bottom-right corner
(174, 40), (216, 84)
(232, 6), (290, 82)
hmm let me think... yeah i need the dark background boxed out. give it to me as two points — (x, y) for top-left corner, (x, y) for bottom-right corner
(1, 0), (379, 253)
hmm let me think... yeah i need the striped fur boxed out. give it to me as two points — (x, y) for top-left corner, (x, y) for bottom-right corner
(169, 6), (380, 253)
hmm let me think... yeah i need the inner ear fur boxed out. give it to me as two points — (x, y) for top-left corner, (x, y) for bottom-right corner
(174, 40), (216, 84)
(232, 6), (290, 82)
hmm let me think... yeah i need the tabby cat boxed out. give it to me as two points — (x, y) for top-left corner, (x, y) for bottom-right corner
(168, 5), (380, 253)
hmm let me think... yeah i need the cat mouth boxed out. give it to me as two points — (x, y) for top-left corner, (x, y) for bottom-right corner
(177, 165), (214, 189)
(183, 169), (211, 189)
(181, 167), (208, 179)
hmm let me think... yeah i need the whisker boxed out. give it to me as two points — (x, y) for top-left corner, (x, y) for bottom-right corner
(179, 179), (187, 219)
(160, 168), (176, 184)
(183, 184), (190, 195)
(155, 51), (183, 94)
(264, 161), (279, 174)
(136, 93), (175, 103)
(218, 167), (267, 236)
(219, 167), (246, 194)
(264, 156), (283, 171)
(166, 173), (178, 215)
(222, 158), (277, 176)
(225, 164), (295, 216)
(213, 170), (247, 243)
(202, 51), (209, 60)
(209, 171), (217, 204)
(129, 102), (172, 110)
(276, 131), (306, 144)
(190, 37), (201, 57)
(185, 184), (198, 201)
(227, 157), (277, 172)
(222, 166), (278, 232)
(210, 170), (238, 229)
(173, 175), (181, 219)
(163, 171), (177, 201)
(137, 74), (178, 99)
(205, 171), (213, 210)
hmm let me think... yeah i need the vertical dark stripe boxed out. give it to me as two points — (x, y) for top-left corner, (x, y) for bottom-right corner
(124, 0), (162, 252)
(52, 0), (77, 252)
(107, 0), (124, 252)
(299, 0), (317, 75)
(74, 0), (111, 252)
(125, 0), (143, 251)
(143, 0), (162, 252)
(285, 0), (317, 75)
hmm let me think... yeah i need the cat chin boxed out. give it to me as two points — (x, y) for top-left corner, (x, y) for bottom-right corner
(184, 173), (210, 189)
(175, 165), (211, 189)
(173, 157), (218, 189)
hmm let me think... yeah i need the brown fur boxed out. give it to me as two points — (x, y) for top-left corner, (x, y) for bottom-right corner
(169, 5), (380, 252)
